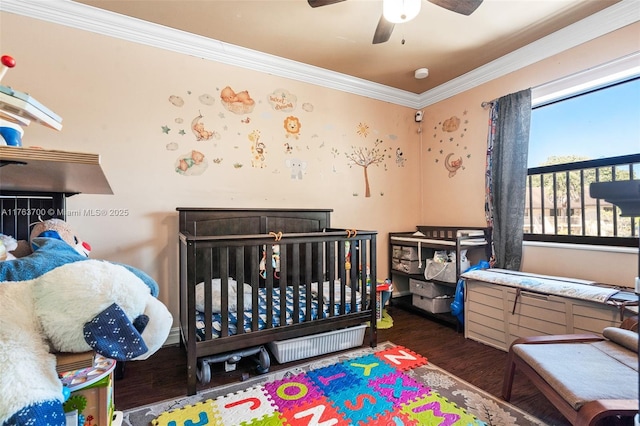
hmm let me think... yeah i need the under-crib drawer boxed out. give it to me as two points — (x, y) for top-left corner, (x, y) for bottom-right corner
(267, 324), (368, 363)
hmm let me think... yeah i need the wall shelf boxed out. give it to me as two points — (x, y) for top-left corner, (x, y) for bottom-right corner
(0, 146), (112, 195)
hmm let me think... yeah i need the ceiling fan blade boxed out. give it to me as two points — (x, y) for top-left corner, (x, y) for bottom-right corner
(307, 0), (347, 7)
(427, 0), (483, 16)
(372, 15), (395, 44)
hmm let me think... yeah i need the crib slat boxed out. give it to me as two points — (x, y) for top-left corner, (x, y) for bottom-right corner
(304, 242), (313, 322)
(278, 244), (288, 327)
(327, 241), (336, 317)
(264, 244), (274, 330)
(315, 240), (324, 319)
(358, 240), (367, 310)
(338, 240), (346, 315)
(291, 243), (300, 324)
(220, 248), (230, 338)
(250, 245), (259, 332)
(235, 246), (246, 335)
(203, 246), (213, 341)
(278, 244), (287, 287)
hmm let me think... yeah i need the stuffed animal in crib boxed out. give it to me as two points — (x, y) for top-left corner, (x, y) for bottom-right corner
(0, 237), (173, 426)
(30, 218), (92, 257)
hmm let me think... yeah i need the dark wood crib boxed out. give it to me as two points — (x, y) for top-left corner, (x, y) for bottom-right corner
(177, 208), (378, 395)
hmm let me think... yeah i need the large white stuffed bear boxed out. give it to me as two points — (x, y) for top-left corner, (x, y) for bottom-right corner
(0, 237), (172, 426)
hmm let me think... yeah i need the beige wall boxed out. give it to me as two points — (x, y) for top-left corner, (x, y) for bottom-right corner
(420, 22), (640, 287)
(1, 13), (422, 324)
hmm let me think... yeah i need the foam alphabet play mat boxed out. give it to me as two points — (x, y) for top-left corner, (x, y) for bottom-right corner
(152, 346), (485, 425)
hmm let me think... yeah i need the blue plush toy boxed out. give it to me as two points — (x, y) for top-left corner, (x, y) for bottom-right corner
(0, 117), (23, 147)
(450, 260), (490, 323)
(0, 237), (172, 426)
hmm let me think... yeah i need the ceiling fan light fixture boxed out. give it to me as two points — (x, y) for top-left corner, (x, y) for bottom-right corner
(383, 0), (421, 24)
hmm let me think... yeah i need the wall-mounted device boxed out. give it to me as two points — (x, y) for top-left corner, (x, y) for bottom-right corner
(415, 110), (423, 122)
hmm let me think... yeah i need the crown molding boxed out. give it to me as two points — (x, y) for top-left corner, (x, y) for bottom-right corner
(0, 0), (423, 108)
(1, 0), (637, 109)
(418, 0), (640, 107)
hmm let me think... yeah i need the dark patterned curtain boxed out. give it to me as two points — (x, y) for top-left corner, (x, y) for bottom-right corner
(485, 89), (532, 270)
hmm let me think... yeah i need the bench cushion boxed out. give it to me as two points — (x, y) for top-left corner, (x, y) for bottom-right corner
(603, 326), (638, 352)
(513, 340), (638, 410)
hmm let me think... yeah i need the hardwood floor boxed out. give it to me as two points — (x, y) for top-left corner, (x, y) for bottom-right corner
(114, 305), (573, 424)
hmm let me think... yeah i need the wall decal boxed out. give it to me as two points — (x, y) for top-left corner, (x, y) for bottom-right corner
(356, 122), (370, 137)
(285, 158), (307, 180)
(442, 116), (460, 132)
(345, 138), (388, 198)
(166, 142), (178, 151)
(241, 117), (251, 124)
(444, 153), (463, 177)
(199, 93), (215, 105)
(395, 148), (406, 167)
(429, 111), (470, 175)
(249, 130), (267, 168)
(191, 112), (215, 141)
(168, 95), (184, 107)
(283, 142), (294, 154)
(302, 103), (314, 112)
(175, 150), (207, 175)
(213, 158), (223, 164)
(174, 117), (186, 135)
(268, 89), (297, 112)
(284, 116), (302, 139)
(220, 86), (255, 114)
(161, 125), (171, 134)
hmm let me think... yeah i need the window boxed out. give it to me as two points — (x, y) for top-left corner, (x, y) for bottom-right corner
(525, 54), (640, 247)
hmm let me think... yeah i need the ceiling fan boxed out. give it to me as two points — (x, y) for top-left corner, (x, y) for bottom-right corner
(308, 0), (483, 44)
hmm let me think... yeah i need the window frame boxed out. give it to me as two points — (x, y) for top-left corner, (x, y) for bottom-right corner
(524, 53), (640, 248)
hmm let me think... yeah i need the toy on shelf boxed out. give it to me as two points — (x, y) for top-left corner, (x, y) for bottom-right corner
(0, 55), (15, 82)
(0, 56), (24, 146)
(0, 54), (63, 140)
(0, 55), (25, 147)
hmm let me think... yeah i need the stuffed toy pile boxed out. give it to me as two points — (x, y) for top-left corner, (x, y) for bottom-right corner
(0, 220), (172, 426)
(30, 218), (92, 257)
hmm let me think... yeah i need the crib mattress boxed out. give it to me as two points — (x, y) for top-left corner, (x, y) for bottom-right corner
(195, 286), (360, 341)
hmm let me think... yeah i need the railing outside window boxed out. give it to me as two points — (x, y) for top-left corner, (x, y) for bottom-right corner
(524, 153), (640, 247)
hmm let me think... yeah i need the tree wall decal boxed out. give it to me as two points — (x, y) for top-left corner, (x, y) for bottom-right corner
(345, 138), (388, 197)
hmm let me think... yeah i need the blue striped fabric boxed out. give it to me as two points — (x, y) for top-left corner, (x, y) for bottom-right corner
(195, 286), (360, 341)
